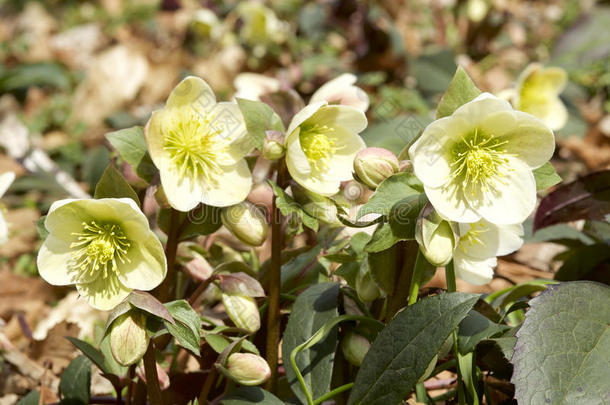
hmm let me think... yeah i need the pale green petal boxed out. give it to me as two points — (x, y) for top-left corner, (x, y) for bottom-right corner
(496, 111), (555, 169)
(286, 102), (325, 136)
(210, 102), (252, 163)
(166, 76), (216, 114)
(453, 251), (496, 285)
(310, 74), (369, 112)
(45, 199), (95, 239)
(77, 274), (131, 311)
(458, 221), (523, 260)
(200, 160), (253, 207)
(325, 128), (366, 181)
(117, 235), (166, 291)
(286, 127), (312, 177)
(0, 172), (15, 198)
(424, 183), (481, 223)
(309, 104), (368, 134)
(467, 157), (537, 225)
(453, 93), (513, 125)
(540, 98), (567, 131)
(409, 116), (470, 188)
(37, 234), (98, 285)
(291, 172), (341, 197)
(477, 110), (517, 138)
(145, 110), (168, 165)
(159, 168), (203, 212)
(0, 211), (7, 245)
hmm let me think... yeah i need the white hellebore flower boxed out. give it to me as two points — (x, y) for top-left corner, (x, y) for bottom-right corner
(514, 63), (568, 131)
(0, 172), (15, 245)
(409, 93), (555, 225)
(285, 102), (367, 196)
(37, 198), (167, 310)
(310, 73), (370, 113)
(146, 76), (253, 211)
(233, 73), (280, 101)
(453, 220), (523, 285)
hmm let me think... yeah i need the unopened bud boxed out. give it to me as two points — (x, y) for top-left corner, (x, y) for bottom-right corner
(110, 311), (148, 366)
(292, 182), (340, 225)
(341, 331), (370, 367)
(353, 147), (399, 189)
(416, 205), (458, 266)
(222, 293), (261, 333)
(356, 270), (381, 302)
(226, 353), (271, 386)
(221, 202), (268, 246)
(262, 131), (285, 161)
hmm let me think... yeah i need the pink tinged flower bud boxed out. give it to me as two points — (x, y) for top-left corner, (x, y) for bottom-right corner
(341, 331), (371, 367)
(226, 353), (271, 386)
(353, 147), (399, 189)
(110, 312), (149, 366)
(221, 202), (269, 246)
(222, 293), (261, 333)
(262, 130), (285, 161)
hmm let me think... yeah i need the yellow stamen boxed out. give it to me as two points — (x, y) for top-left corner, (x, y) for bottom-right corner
(299, 124), (340, 172)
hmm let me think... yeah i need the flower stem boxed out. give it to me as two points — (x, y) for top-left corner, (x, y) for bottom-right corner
(445, 260), (456, 292)
(157, 208), (181, 302)
(407, 250), (427, 306)
(415, 382), (429, 404)
(143, 342), (163, 405)
(197, 366), (216, 404)
(125, 364), (136, 405)
(312, 383), (354, 405)
(265, 163), (287, 393)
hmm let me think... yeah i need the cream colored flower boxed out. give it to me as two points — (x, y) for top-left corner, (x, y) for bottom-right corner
(514, 64), (568, 131)
(453, 220), (523, 285)
(37, 198), (167, 310)
(146, 76), (253, 211)
(0, 172), (15, 245)
(192, 9), (222, 40)
(409, 93), (555, 225)
(236, 1), (289, 56)
(285, 102), (367, 196)
(310, 73), (369, 113)
(233, 73), (280, 101)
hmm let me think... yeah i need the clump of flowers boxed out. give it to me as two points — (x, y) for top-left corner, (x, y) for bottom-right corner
(409, 93), (555, 225)
(37, 198), (166, 310)
(146, 76), (253, 211)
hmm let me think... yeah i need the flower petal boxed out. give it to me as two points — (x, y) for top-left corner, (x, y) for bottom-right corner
(0, 212), (7, 245)
(45, 199), (95, 239)
(166, 76), (216, 114)
(0, 172), (15, 198)
(453, 251), (496, 285)
(145, 110), (167, 165)
(160, 168), (204, 212)
(77, 274), (131, 311)
(200, 160), (253, 207)
(234, 73), (280, 101)
(409, 116), (470, 188)
(286, 102), (326, 136)
(286, 126), (312, 177)
(467, 157), (537, 225)
(458, 220), (523, 260)
(453, 93), (514, 124)
(325, 128), (366, 181)
(210, 102), (252, 162)
(310, 104), (368, 134)
(310, 73), (369, 112)
(117, 235), (167, 291)
(37, 235), (97, 285)
(424, 183), (481, 223)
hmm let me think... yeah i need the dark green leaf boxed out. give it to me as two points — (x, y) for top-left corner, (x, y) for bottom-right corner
(357, 172), (422, 219)
(282, 283), (339, 404)
(65, 337), (110, 375)
(534, 170), (610, 231)
(158, 205), (222, 241)
(533, 162), (562, 191)
(457, 311), (510, 354)
(554, 243), (610, 281)
(411, 49), (457, 95)
(94, 164), (140, 205)
(59, 356), (91, 405)
(205, 334), (230, 354)
(220, 387), (284, 404)
(129, 291), (175, 323)
(348, 292), (479, 405)
(360, 115), (431, 155)
(164, 300), (202, 355)
(269, 180), (318, 232)
(436, 66), (481, 119)
(236, 98), (285, 150)
(0, 62), (70, 92)
(105, 126), (157, 182)
(17, 390), (39, 405)
(366, 246), (398, 296)
(36, 216), (48, 239)
(511, 281), (610, 404)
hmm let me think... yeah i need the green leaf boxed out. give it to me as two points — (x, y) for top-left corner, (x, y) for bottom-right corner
(0, 62), (70, 92)
(282, 283), (339, 404)
(105, 126), (157, 182)
(220, 387), (284, 404)
(204, 333), (230, 354)
(348, 292), (479, 405)
(554, 243), (610, 281)
(511, 281), (610, 405)
(65, 337), (110, 375)
(128, 291), (175, 324)
(59, 356), (91, 405)
(17, 390), (39, 405)
(99, 334), (129, 377)
(533, 162), (562, 191)
(360, 115), (431, 155)
(94, 164), (140, 205)
(164, 300), (202, 355)
(236, 98), (285, 150)
(436, 66), (481, 119)
(269, 180), (318, 232)
(366, 246), (398, 296)
(158, 205), (222, 241)
(357, 172), (422, 219)
(36, 216), (48, 239)
(457, 310), (510, 354)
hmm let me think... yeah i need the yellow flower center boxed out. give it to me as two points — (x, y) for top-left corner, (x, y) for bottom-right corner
(450, 129), (511, 193)
(163, 108), (227, 183)
(300, 124), (337, 172)
(70, 221), (131, 279)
